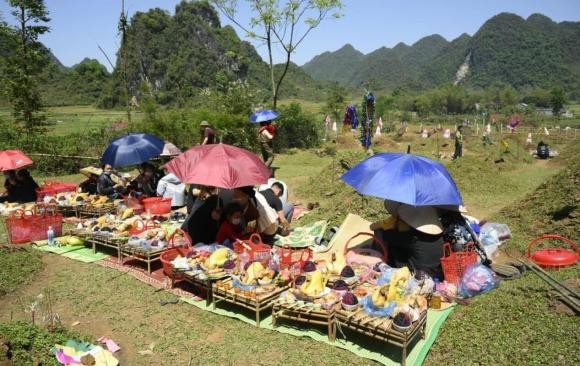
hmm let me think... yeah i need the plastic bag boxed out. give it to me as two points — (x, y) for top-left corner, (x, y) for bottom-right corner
(480, 222), (511, 242)
(459, 264), (500, 298)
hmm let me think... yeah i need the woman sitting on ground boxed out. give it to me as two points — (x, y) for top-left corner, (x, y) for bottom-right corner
(184, 186), (223, 244)
(233, 186), (279, 244)
(79, 173), (99, 195)
(372, 201), (444, 279)
(215, 202), (246, 248)
(0, 170), (19, 203)
(16, 169), (39, 203)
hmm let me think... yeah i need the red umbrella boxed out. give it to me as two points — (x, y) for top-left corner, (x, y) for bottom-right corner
(165, 144), (271, 188)
(0, 150), (33, 171)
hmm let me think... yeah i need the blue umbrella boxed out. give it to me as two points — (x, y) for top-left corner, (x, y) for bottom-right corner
(102, 133), (165, 168)
(250, 109), (279, 123)
(341, 153), (463, 206)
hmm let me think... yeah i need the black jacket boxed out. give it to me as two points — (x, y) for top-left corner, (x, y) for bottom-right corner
(97, 173), (116, 196)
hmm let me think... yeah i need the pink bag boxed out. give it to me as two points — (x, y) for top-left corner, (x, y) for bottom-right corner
(343, 232), (388, 267)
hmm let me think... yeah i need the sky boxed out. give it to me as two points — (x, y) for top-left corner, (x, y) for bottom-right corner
(1, 0), (579, 71)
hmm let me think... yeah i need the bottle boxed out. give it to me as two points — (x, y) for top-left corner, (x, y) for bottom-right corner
(431, 277), (442, 309)
(239, 251), (250, 271)
(47, 226), (55, 246)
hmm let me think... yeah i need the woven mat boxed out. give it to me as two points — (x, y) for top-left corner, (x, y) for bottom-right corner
(274, 220), (328, 248)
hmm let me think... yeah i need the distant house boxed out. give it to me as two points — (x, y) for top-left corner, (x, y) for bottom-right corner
(536, 108), (553, 116)
(536, 108), (573, 118)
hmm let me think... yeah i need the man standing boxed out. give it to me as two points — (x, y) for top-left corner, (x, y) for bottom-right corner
(200, 121), (216, 145)
(453, 126), (464, 160)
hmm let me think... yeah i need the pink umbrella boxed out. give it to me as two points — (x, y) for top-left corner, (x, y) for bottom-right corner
(160, 141), (182, 156)
(165, 144), (271, 188)
(0, 150), (33, 171)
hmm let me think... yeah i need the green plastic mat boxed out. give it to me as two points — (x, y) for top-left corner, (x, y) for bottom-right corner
(274, 220), (328, 248)
(32, 240), (109, 262)
(61, 248), (109, 263)
(181, 296), (453, 366)
(32, 240), (85, 254)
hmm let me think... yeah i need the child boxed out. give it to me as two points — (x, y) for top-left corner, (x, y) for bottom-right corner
(215, 202), (245, 248)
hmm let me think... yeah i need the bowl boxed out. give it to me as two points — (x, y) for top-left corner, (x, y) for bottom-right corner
(258, 278), (273, 286)
(341, 302), (359, 311)
(342, 276), (357, 285)
(392, 322), (412, 333)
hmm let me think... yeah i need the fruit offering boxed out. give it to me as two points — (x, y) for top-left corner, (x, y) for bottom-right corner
(332, 280), (348, 291)
(342, 292), (358, 306)
(393, 312), (412, 327)
(223, 259), (236, 270)
(302, 261), (317, 272)
(340, 265), (355, 278)
(299, 269), (329, 297)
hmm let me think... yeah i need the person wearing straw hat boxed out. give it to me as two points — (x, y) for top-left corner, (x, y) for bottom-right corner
(79, 166), (101, 195)
(200, 121), (216, 145)
(372, 201), (445, 278)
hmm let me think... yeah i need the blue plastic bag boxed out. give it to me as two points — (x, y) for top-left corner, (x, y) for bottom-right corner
(459, 264), (500, 298)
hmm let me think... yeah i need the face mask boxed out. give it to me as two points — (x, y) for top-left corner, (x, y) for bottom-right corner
(231, 218), (241, 226)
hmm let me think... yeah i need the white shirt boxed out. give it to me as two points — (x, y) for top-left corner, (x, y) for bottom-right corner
(156, 173), (185, 207)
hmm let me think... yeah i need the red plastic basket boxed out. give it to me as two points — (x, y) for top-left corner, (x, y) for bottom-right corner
(160, 229), (193, 279)
(441, 243), (478, 285)
(142, 197), (172, 214)
(278, 245), (313, 270)
(123, 195), (144, 215)
(129, 220), (160, 236)
(36, 181), (77, 200)
(5, 205), (63, 244)
(233, 234), (271, 265)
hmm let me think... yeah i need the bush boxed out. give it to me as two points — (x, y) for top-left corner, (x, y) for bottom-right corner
(274, 103), (321, 152)
(0, 321), (88, 365)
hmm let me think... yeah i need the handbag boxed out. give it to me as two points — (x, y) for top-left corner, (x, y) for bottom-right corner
(343, 232), (388, 267)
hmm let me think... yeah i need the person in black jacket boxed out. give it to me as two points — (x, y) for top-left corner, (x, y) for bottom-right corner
(97, 164), (120, 198)
(15, 169), (39, 203)
(186, 193), (223, 244)
(0, 170), (19, 203)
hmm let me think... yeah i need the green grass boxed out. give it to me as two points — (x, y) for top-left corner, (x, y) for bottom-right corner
(0, 105), (143, 136)
(0, 247), (43, 296)
(0, 104), (578, 365)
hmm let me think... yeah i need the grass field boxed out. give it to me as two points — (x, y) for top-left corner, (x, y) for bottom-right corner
(0, 105), (144, 135)
(0, 104), (579, 365)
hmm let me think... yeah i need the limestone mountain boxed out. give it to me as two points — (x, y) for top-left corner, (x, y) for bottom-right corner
(301, 13), (580, 93)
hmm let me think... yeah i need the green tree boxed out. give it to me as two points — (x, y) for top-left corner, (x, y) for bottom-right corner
(325, 83), (345, 122)
(550, 86), (565, 118)
(2, 0), (51, 132)
(212, 0), (343, 108)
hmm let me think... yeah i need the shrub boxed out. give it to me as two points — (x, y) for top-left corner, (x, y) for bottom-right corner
(274, 103), (322, 152)
(0, 321), (88, 366)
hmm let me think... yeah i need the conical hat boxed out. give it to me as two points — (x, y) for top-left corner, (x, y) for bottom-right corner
(398, 205), (443, 235)
(80, 166), (102, 177)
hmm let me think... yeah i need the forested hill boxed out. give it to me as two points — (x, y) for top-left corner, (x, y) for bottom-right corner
(302, 13), (580, 93)
(1, 1), (322, 107)
(100, 1), (323, 107)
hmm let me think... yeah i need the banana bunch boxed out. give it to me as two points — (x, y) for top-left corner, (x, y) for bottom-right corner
(56, 236), (85, 246)
(70, 192), (89, 204)
(120, 208), (134, 219)
(325, 253), (346, 275)
(371, 284), (390, 307)
(299, 269), (329, 297)
(242, 261), (274, 285)
(90, 195), (109, 206)
(206, 248), (230, 270)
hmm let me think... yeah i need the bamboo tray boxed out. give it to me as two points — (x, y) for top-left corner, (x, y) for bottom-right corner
(272, 301), (337, 341)
(120, 244), (166, 274)
(335, 308), (427, 366)
(178, 270), (229, 306)
(212, 278), (289, 326)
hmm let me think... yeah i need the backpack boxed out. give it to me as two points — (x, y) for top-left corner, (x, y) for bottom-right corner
(537, 141), (549, 159)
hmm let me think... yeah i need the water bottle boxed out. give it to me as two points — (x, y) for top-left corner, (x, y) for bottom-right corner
(47, 226), (55, 246)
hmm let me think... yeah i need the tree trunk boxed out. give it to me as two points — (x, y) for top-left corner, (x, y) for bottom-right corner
(266, 24), (276, 108)
(273, 50), (291, 109)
